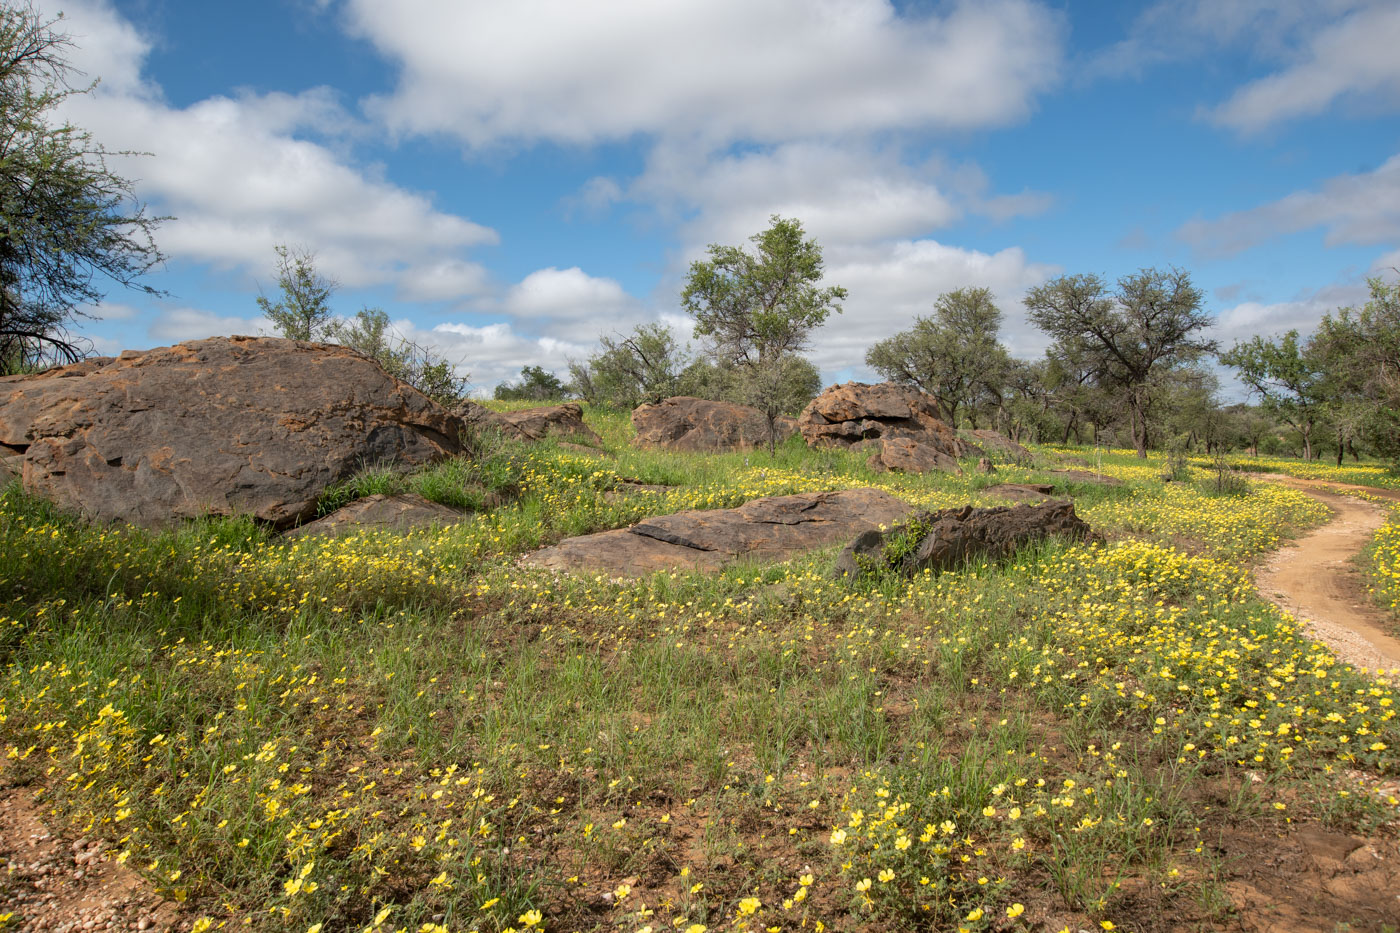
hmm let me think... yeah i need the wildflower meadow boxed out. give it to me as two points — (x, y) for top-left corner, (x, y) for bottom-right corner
(1, 412), (1396, 933)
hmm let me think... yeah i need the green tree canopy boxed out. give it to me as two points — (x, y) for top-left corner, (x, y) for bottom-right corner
(570, 322), (689, 409)
(0, 4), (166, 371)
(1024, 267), (1214, 458)
(495, 365), (566, 402)
(681, 215), (844, 453)
(1220, 330), (1327, 460)
(865, 286), (1013, 427)
(257, 244), (337, 342)
(1312, 275), (1400, 465)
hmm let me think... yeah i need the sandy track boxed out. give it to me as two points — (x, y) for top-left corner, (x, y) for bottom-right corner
(1253, 474), (1400, 673)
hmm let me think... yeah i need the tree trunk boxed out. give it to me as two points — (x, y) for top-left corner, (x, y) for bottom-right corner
(1130, 396), (1147, 459)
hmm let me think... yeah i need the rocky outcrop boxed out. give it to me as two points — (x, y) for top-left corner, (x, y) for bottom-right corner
(798, 382), (978, 474)
(523, 487), (913, 576)
(0, 336), (465, 528)
(456, 400), (602, 445)
(285, 493), (465, 538)
(632, 397), (796, 452)
(962, 429), (1033, 464)
(836, 500), (1096, 579)
(859, 436), (961, 474)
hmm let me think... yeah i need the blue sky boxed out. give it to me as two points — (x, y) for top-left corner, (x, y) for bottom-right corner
(47, 0), (1400, 394)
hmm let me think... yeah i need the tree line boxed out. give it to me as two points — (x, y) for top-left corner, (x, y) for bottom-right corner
(2, 5), (1396, 465)
(565, 215), (1399, 464)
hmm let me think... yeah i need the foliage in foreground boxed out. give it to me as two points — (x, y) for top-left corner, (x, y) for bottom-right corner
(0, 436), (1397, 933)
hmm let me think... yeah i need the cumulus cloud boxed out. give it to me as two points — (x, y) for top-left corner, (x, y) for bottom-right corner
(43, 0), (498, 298)
(499, 267), (645, 341)
(1177, 153), (1400, 257)
(146, 308), (269, 344)
(813, 239), (1061, 376)
(346, 0), (1064, 148)
(1207, 2), (1400, 132)
(405, 320), (593, 396)
(1208, 279), (1370, 350)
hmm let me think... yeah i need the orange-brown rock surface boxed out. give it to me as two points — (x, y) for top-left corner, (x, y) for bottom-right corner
(632, 396), (796, 452)
(797, 382), (979, 473)
(0, 336), (465, 528)
(523, 487), (912, 576)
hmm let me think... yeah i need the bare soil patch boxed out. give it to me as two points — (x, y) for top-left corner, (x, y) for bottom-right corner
(0, 783), (178, 932)
(1254, 476), (1400, 672)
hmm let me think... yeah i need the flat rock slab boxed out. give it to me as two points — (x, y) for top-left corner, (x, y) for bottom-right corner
(984, 482), (1058, 502)
(285, 493), (465, 538)
(523, 487), (913, 576)
(962, 429), (1033, 463)
(1047, 469), (1123, 487)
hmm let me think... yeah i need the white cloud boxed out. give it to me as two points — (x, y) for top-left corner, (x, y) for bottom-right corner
(1084, 0), (1357, 80)
(1208, 278), (1371, 352)
(813, 239), (1061, 375)
(347, 0), (1064, 148)
(1177, 153), (1400, 257)
(501, 267), (643, 340)
(396, 260), (492, 303)
(1207, 2), (1400, 132)
(43, 0), (498, 300)
(410, 320), (592, 395)
(146, 308), (268, 343)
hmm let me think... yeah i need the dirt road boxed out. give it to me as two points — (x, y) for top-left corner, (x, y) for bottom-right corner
(1253, 473), (1400, 673)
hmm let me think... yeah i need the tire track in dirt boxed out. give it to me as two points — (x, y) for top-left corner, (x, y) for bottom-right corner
(1253, 473), (1400, 673)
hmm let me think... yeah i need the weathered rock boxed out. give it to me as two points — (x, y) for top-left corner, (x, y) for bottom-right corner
(859, 436), (963, 474)
(285, 493), (465, 538)
(0, 444), (20, 480)
(0, 336), (465, 528)
(632, 396), (796, 452)
(976, 457), (996, 474)
(1048, 469), (1124, 487)
(984, 482), (1057, 502)
(963, 429), (1033, 464)
(523, 487), (913, 576)
(835, 500), (1096, 579)
(456, 400), (601, 445)
(797, 383), (977, 474)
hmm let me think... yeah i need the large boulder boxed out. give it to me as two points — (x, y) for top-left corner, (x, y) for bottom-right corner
(835, 500), (1097, 579)
(456, 400), (601, 446)
(0, 336), (466, 528)
(285, 493), (465, 539)
(798, 382), (979, 474)
(632, 396), (796, 452)
(523, 487), (912, 576)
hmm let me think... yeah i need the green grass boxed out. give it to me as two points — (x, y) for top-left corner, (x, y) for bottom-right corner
(0, 426), (1396, 933)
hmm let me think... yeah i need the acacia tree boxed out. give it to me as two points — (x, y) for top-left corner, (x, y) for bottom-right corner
(865, 286), (1012, 427)
(0, 4), (166, 371)
(573, 322), (689, 408)
(1024, 268), (1215, 458)
(681, 215), (845, 454)
(333, 307), (469, 406)
(1312, 275), (1400, 464)
(257, 244), (337, 342)
(1220, 330), (1327, 460)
